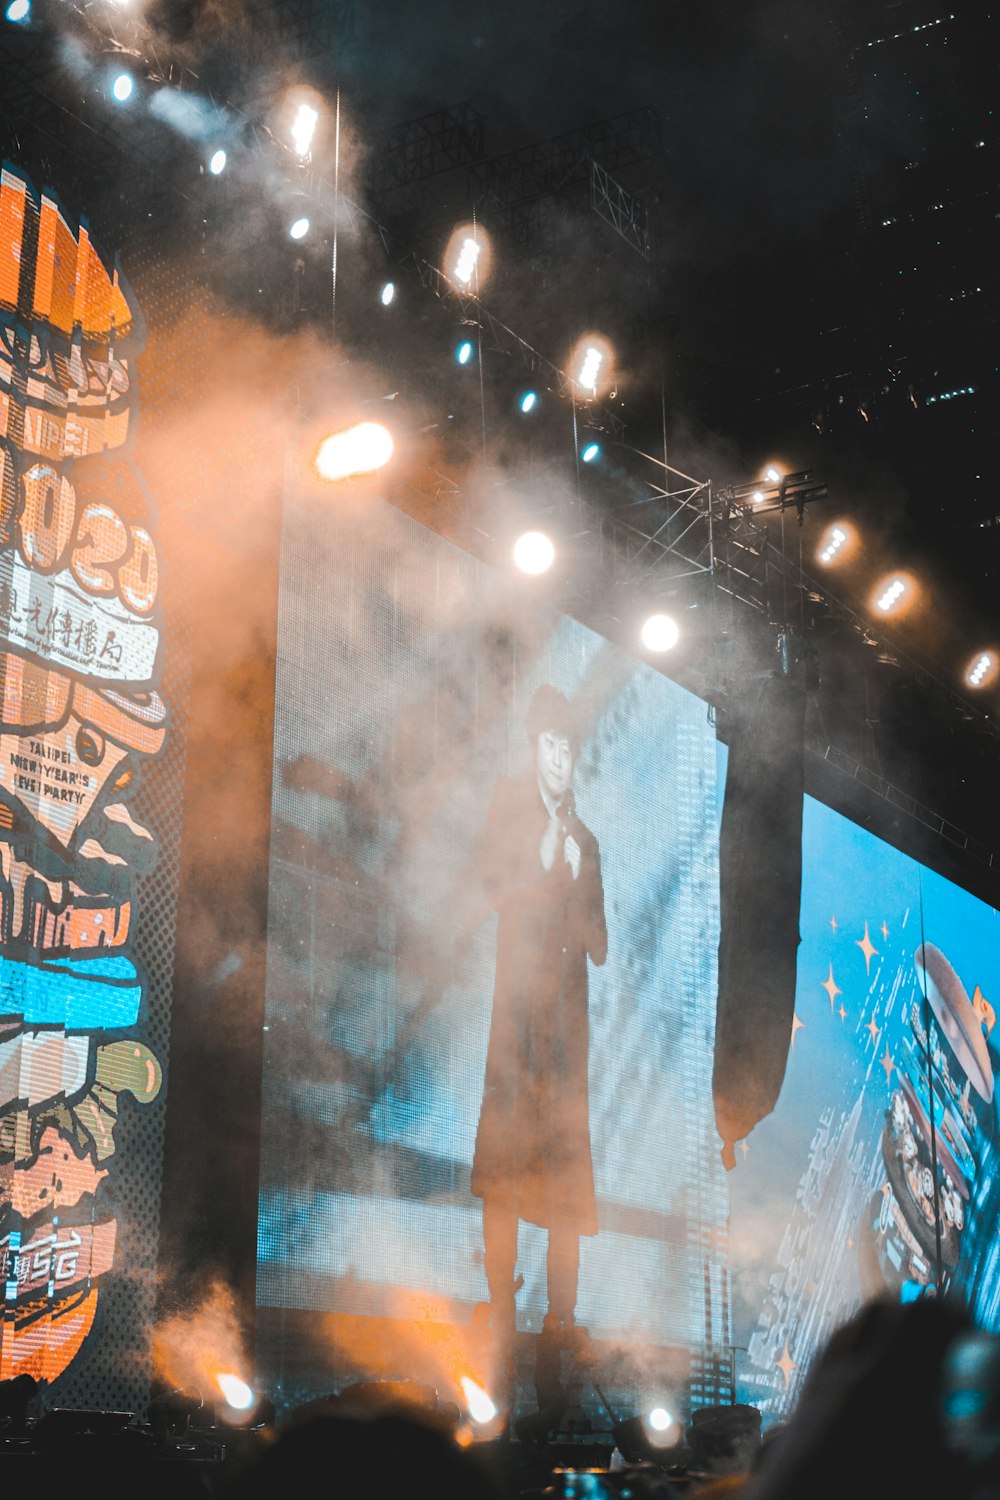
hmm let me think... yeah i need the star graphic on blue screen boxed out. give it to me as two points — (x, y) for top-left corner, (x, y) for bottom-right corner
(866, 1015), (881, 1048)
(791, 1013), (805, 1047)
(856, 922), (879, 974)
(881, 920), (890, 940)
(829, 914), (838, 932)
(776, 1342), (798, 1388)
(880, 1044), (895, 1083)
(821, 964), (842, 1010)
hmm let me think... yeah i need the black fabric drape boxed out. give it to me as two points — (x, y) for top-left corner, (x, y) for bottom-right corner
(713, 670), (807, 1168)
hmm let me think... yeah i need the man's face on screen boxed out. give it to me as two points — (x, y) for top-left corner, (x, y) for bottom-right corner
(536, 729), (573, 802)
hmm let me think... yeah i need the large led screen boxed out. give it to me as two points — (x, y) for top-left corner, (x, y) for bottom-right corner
(256, 491), (730, 1413)
(728, 788), (1000, 1420)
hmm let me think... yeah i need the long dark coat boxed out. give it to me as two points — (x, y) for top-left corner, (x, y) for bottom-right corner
(471, 771), (607, 1235)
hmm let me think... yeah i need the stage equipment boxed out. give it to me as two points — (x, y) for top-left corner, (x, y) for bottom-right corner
(4, 0), (30, 22)
(148, 1388), (205, 1442)
(314, 421), (394, 481)
(872, 571), (916, 617)
(111, 70), (135, 102)
(456, 339), (475, 365)
(460, 1377), (498, 1426)
(519, 390), (538, 413)
(0, 1373), (38, 1435)
(724, 469), (828, 523)
(640, 613), (679, 653)
(445, 224), (493, 291)
(818, 522), (853, 565)
(209, 148), (227, 174)
(289, 214), (310, 239)
(611, 1410), (682, 1465)
(570, 334), (614, 399)
(513, 530), (555, 575)
(581, 442), (601, 463)
(380, 281), (396, 305)
(686, 1403), (762, 1472)
(291, 102), (319, 157)
(965, 651), (997, 689)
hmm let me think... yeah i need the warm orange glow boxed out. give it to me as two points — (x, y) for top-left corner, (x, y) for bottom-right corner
(817, 519), (858, 566)
(217, 1372), (254, 1409)
(870, 569), (918, 619)
(965, 650), (999, 690)
(444, 223), (493, 291)
(569, 332), (615, 399)
(314, 422), (394, 481)
(460, 1376), (497, 1424)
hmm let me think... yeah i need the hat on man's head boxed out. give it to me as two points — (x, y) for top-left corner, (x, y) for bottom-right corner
(525, 683), (579, 751)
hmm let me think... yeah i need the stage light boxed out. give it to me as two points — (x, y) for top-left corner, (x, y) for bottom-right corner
(513, 530), (555, 575)
(208, 149), (227, 175)
(641, 613), (679, 652)
(444, 224), (493, 291)
(818, 520), (857, 565)
(965, 651), (998, 690)
(612, 1407), (682, 1464)
(217, 1373), (254, 1411)
(380, 281), (396, 306)
(569, 332), (614, 398)
(289, 216), (310, 240)
(453, 236), (482, 286)
(870, 570), (917, 619)
(5, 0), (30, 22)
(519, 390), (538, 414)
(111, 71), (135, 103)
(291, 102), (319, 158)
(314, 421), (394, 482)
(456, 340), (474, 365)
(460, 1377), (497, 1425)
(581, 442), (601, 463)
(763, 465), (782, 484)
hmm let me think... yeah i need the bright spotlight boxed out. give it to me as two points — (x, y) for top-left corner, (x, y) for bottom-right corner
(513, 530), (555, 575)
(291, 102), (319, 157)
(456, 340), (474, 365)
(453, 236), (482, 285)
(208, 149), (227, 175)
(871, 571), (916, 617)
(380, 281), (396, 306)
(818, 520), (857, 565)
(763, 465), (782, 484)
(581, 442), (601, 463)
(314, 421), (394, 482)
(570, 332), (614, 398)
(965, 651), (998, 690)
(289, 216), (310, 240)
(444, 224), (493, 292)
(648, 1406), (673, 1433)
(217, 1374), (254, 1411)
(519, 391), (537, 414)
(5, 0), (30, 21)
(111, 71), (134, 102)
(641, 613), (679, 652)
(460, 1377), (497, 1425)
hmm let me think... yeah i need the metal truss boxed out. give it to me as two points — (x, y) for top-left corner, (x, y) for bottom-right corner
(366, 101), (486, 199)
(467, 106), (662, 207)
(398, 250), (627, 440)
(590, 159), (651, 260)
(466, 106), (661, 250)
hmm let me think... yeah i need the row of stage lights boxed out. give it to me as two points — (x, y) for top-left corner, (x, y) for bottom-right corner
(311, 424), (1000, 691)
(5, 6), (990, 699)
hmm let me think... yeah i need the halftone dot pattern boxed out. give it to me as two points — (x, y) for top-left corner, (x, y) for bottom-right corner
(257, 492), (731, 1407)
(42, 245), (195, 1416)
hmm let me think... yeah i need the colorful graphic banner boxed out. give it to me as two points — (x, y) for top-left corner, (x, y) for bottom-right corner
(0, 164), (165, 1388)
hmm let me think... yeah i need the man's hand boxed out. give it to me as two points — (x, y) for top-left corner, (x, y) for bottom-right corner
(540, 812), (562, 871)
(564, 834), (581, 880)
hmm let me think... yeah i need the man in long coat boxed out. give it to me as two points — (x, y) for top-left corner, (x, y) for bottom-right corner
(471, 684), (607, 1335)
